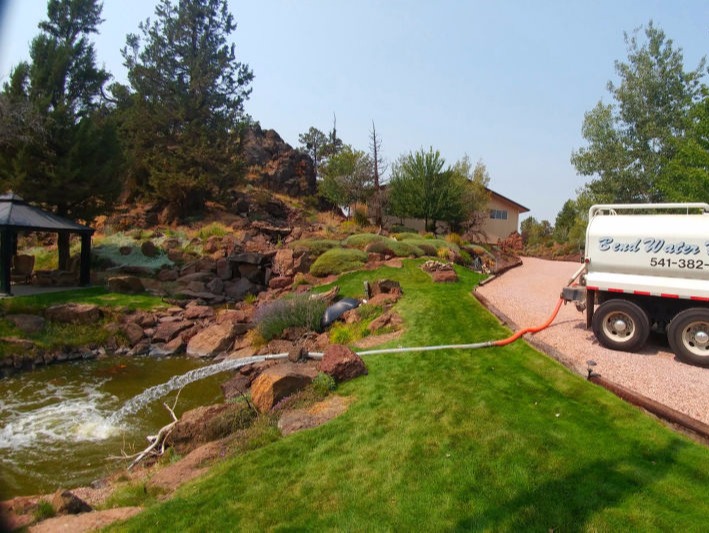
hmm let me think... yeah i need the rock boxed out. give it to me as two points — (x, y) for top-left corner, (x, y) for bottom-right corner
(183, 305), (215, 320)
(288, 345), (307, 362)
(5, 314), (45, 334)
(273, 248), (295, 276)
(368, 311), (403, 332)
(45, 303), (101, 324)
(157, 268), (179, 282)
(152, 320), (192, 343)
(206, 277), (224, 294)
(224, 278), (258, 301)
(119, 245), (133, 255)
(367, 292), (401, 308)
(51, 489), (92, 515)
(216, 257), (232, 280)
(107, 275), (145, 294)
(167, 403), (254, 454)
(431, 269), (458, 282)
(250, 362), (318, 412)
(140, 240), (159, 257)
(149, 336), (184, 356)
(241, 124), (316, 197)
(370, 279), (402, 296)
(186, 322), (239, 358)
(121, 322), (145, 345)
(318, 344), (367, 383)
(268, 275), (292, 289)
(278, 395), (352, 436)
(220, 374), (251, 400)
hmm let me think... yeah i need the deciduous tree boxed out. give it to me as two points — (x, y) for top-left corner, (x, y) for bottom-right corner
(571, 21), (706, 203)
(319, 145), (374, 217)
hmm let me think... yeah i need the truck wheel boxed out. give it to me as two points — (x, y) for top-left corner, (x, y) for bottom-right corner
(667, 308), (709, 367)
(592, 300), (650, 352)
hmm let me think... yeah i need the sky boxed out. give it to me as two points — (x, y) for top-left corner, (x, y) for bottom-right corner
(0, 1), (707, 224)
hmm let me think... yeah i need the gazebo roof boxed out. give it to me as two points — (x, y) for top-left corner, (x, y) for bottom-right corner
(0, 192), (94, 234)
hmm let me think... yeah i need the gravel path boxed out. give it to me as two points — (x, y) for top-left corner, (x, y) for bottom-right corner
(476, 257), (709, 426)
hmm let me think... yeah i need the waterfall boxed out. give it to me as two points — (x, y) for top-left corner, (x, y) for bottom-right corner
(108, 353), (288, 424)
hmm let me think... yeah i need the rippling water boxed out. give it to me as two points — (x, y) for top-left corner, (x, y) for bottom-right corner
(0, 356), (226, 499)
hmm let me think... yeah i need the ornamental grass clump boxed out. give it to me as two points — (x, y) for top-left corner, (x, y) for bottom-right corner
(254, 294), (328, 341)
(342, 233), (387, 250)
(309, 248), (368, 277)
(365, 238), (423, 258)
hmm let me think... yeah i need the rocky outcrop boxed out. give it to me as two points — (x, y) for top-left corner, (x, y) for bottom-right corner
(242, 124), (316, 197)
(318, 345), (367, 383)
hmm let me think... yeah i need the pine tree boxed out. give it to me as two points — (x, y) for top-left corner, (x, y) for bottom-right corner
(118, 0), (253, 219)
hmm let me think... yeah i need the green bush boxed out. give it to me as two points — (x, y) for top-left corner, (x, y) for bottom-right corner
(33, 500), (55, 521)
(390, 231), (420, 241)
(342, 233), (387, 250)
(254, 294), (328, 341)
(310, 248), (368, 277)
(288, 239), (340, 256)
(365, 238), (423, 258)
(312, 372), (337, 396)
(198, 222), (230, 239)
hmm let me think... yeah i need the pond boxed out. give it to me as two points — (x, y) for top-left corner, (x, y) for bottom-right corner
(0, 355), (231, 500)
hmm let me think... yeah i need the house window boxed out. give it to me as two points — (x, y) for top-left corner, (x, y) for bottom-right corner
(490, 209), (508, 220)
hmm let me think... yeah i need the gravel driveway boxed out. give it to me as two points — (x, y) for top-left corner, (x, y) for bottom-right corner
(476, 257), (709, 426)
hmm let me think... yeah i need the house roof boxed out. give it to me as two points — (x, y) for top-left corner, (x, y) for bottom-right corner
(486, 188), (530, 214)
(0, 192), (94, 234)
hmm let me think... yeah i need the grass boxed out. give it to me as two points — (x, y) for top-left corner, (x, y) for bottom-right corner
(0, 288), (168, 358)
(309, 248), (369, 277)
(0, 287), (166, 314)
(110, 260), (709, 531)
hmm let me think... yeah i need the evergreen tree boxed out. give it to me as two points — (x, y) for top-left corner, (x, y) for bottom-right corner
(0, 0), (121, 268)
(118, 0), (253, 219)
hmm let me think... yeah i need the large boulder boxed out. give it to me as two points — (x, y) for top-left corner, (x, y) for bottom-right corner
(186, 322), (239, 358)
(5, 314), (45, 334)
(107, 275), (145, 294)
(318, 344), (367, 383)
(250, 362), (318, 413)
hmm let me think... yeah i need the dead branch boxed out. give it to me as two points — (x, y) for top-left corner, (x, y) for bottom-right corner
(109, 388), (183, 469)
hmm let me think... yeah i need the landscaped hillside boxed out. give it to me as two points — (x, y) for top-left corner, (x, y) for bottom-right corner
(108, 261), (709, 531)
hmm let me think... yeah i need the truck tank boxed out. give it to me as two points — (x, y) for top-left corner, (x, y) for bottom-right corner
(585, 204), (709, 301)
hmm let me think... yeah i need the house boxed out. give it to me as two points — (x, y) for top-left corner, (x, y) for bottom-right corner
(373, 187), (529, 243)
(481, 188), (529, 243)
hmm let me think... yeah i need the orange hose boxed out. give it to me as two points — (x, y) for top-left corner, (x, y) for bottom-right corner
(492, 297), (564, 347)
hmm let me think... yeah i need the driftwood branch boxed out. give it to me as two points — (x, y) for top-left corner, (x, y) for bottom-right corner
(110, 389), (183, 469)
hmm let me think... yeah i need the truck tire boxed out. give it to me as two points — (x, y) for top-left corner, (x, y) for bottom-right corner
(592, 299), (650, 352)
(667, 308), (709, 367)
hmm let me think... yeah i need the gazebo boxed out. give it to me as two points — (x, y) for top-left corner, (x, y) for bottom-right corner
(0, 192), (94, 295)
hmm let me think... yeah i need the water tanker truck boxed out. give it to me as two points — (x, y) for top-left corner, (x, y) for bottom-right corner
(566, 203), (709, 368)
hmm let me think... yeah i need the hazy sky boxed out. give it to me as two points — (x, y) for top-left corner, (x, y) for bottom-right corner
(1, 1), (707, 223)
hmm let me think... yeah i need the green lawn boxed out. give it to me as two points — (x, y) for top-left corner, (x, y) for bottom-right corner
(110, 261), (709, 531)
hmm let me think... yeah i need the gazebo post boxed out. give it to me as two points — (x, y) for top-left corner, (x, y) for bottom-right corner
(0, 227), (12, 295)
(79, 232), (92, 286)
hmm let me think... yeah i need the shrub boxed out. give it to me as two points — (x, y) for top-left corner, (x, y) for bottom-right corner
(33, 500), (55, 521)
(254, 294), (328, 341)
(288, 239), (340, 256)
(312, 372), (337, 396)
(329, 321), (368, 344)
(310, 248), (368, 277)
(390, 231), (420, 241)
(390, 225), (418, 234)
(197, 222), (230, 239)
(365, 238), (423, 258)
(353, 208), (370, 227)
(446, 232), (465, 247)
(343, 233), (387, 250)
